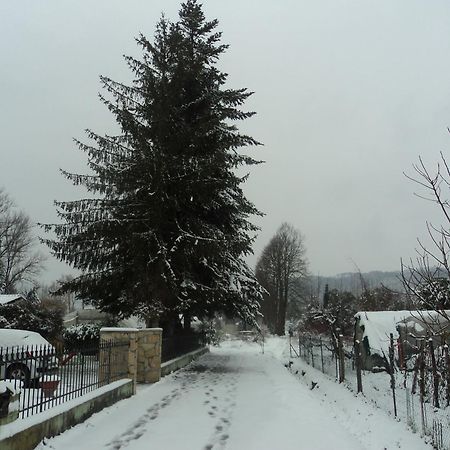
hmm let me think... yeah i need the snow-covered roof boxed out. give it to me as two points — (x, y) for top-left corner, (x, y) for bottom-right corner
(64, 309), (109, 321)
(0, 294), (25, 306)
(63, 310), (146, 329)
(355, 310), (412, 356)
(399, 310), (450, 336)
(355, 310), (450, 356)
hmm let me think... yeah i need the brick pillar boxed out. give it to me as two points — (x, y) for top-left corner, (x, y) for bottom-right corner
(137, 328), (162, 383)
(99, 328), (138, 393)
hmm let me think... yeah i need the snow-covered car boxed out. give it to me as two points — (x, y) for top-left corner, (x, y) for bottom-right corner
(0, 329), (59, 387)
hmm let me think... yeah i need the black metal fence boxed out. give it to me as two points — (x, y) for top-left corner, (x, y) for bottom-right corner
(0, 340), (129, 419)
(161, 332), (205, 363)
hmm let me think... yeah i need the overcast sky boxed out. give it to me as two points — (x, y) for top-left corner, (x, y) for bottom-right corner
(2, 0), (450, 283)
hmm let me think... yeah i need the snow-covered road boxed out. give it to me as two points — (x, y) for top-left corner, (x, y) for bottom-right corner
(36, 338), (431, 450)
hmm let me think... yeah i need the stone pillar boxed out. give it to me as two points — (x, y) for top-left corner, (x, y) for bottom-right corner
(137, 328), (162, 383)
(99, 328), (138, 393)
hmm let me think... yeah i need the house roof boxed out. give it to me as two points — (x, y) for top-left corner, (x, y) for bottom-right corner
(0, 294), (26, 306)
(64, 309), (110, 322)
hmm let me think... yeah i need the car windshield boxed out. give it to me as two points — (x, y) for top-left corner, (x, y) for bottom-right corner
(0, 330), (51, 348)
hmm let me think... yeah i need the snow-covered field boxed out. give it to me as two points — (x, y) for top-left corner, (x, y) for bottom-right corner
(35, 337), (431, 450)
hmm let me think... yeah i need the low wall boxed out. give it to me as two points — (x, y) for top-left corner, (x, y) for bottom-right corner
(0, 379), (133, 450)
(161, 347), (209, 377)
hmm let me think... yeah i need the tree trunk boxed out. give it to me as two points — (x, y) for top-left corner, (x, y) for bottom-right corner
(184, 313), (192, 332)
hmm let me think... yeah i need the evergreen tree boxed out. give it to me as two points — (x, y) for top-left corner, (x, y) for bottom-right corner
(43, 0), (263, 329)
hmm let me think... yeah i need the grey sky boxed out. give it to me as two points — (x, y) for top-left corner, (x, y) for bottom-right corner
(2, 0), (450, 283)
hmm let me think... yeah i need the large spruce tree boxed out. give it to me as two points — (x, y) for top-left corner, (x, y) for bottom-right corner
(43, 0), (263, 329)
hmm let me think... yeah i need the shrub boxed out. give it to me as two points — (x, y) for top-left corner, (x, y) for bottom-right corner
(0, 299), (63, 340)
(63, 323), (100, 350)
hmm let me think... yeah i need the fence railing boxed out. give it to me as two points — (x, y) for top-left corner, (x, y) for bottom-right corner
(0, 339), (129, 419)
(161, 332), (204, 363)
(296, 332), (450, 450)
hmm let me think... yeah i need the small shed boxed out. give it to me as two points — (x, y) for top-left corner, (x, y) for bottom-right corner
(397, 310), (450, 351)
(0, 294), (26, 306)
(354, 310), (411, 371)
(354, 310), (450, 371)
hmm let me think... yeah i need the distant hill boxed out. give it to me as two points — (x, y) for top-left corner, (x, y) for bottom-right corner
(311, 270), (404, 298)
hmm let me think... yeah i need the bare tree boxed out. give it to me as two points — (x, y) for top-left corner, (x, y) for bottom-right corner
(255, 223), (308, 335)
(52, 275), (77, 312)
(0, 189), (43, 293)
(402, 153), (450, 325)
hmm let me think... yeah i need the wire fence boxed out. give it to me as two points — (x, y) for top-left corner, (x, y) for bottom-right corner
(296, 332), (450, 450)
(0, 339), (129, 419)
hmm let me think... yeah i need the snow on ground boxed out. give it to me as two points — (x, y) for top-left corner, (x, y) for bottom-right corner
(35, 337), (431, 450)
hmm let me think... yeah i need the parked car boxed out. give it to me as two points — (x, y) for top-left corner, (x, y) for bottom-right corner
(0, 329), (59, 387)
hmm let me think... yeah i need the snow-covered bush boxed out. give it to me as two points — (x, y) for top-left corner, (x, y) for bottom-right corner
(63, 323), (100, 350)
(416, 278), (450, 310)
(0, 299), (63, 340)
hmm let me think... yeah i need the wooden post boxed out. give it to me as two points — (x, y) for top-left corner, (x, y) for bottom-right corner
(398, 337), (404, 370)
(389, 333), (397, 417)
(308, 335), (311, 363)
(335, 351), (338, 380)
(399, 333), (407, 389)
(444, 344), (450, 407)
(428, 338), (440, 408)
(311, 336), (315, 368)
(419, 340), (426, 435)
(355, 339), (363, 393)
(320, 337), (325, 373)
(338, 334), (345, 383)
(411, 339), (422, 395)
